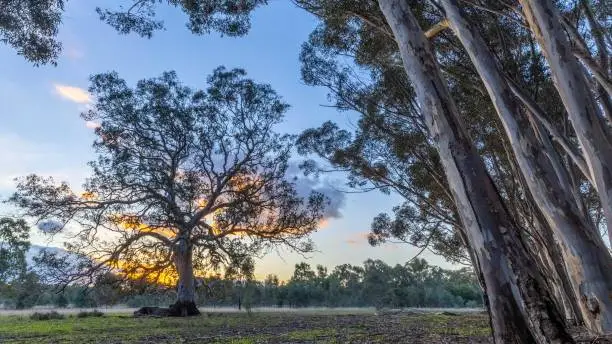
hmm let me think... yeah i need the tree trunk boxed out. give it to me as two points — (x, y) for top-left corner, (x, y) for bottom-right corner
(440, 0), (612, 334)
(533, 219), (582, 326)
(171, 239), (200, 316)
(579, 0), (612, 121)
(378, 1), (574, 343)
(519, 0), (612, 250)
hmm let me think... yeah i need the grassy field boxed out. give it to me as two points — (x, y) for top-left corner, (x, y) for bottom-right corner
(1, 310), (610, 343)
(0, 311), (493, 343)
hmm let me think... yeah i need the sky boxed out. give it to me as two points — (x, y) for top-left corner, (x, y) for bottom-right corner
(0, 1), (459, 280)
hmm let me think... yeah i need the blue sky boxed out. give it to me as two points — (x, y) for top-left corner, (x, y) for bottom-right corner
(0, 1), (458, 279)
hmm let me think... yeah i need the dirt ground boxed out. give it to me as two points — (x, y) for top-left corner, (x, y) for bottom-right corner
(0, 310), (609, 343)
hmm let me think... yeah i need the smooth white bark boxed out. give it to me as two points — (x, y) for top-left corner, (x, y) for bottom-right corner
(520, 0), (612, 249)
(378, 1), (573, 342)
(441, 0), (612, 334)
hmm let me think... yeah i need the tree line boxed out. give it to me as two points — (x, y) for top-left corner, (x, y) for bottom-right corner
(0, 257), (481, 310)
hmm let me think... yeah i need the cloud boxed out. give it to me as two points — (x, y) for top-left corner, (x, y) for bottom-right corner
(38, 220), (63, 234)
(85, 121), (101, 129)
(53, 84), (91, 104)
(344, 231), (371, 246)
(64, 47), (85, 60)
(318, 218), (329, 229)
(287, 161), (346, 221)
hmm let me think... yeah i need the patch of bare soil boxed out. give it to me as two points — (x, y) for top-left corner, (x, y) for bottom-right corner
(136, 313), (495, 343)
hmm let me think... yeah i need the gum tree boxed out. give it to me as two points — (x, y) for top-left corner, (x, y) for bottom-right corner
(10, 67), (326, 316)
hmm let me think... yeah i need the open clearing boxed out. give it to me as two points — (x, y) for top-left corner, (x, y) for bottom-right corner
(0, 310), (609, 343)
(0, 311), (493, 344)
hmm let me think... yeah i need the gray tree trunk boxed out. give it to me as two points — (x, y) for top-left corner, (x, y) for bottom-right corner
(441, 0), (612, 334)
(378, 1), (573, 343)
(172, 238), (199, 316)
(519, 0), (612, 249)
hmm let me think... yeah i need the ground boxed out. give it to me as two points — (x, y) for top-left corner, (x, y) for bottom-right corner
(0, 309), (609, 343)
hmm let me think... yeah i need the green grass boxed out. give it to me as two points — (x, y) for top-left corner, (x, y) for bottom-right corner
(0, 311), (492, 343)
(284, 328), (336, 340)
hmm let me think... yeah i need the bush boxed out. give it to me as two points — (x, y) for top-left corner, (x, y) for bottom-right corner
(76, 310), (104, 318)
(30, 311), (65, 320)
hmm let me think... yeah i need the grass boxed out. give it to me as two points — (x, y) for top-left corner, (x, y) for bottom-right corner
(0, 311), (493, 343)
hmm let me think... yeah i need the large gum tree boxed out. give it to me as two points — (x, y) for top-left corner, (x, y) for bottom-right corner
(9, 67), (326, 316)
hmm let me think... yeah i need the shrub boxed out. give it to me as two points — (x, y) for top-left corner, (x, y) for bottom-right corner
(76, 310), (104, 318)
(30, 311), (65, 320)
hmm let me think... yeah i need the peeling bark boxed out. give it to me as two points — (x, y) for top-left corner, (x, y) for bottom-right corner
(441, 0), (612, 334)
(519, 0), (612, 250)
(425, 19), (450, 39)
(378, 1), (573, 342)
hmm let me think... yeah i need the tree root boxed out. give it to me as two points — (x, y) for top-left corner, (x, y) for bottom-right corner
(133, 301), (200, 317)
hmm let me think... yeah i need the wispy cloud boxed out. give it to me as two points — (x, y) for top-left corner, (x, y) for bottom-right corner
(85, 121), (101, 129)
(345, 231), (370, 246)
(53, 84), (91, 104)
(64, 47), (85, 60)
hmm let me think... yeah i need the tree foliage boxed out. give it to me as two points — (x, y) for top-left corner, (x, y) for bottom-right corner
(10, 67), (326, 292)
(1, 0), (266, 64)
(97, 0), (268, 38)
(0, 218), (30, 283)
(0, 0), (64, 65)
(0, 257), (482, 309)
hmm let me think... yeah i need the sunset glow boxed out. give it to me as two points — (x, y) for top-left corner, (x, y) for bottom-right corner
(110, 214), (177, 239)
(108, 258), (177, 286)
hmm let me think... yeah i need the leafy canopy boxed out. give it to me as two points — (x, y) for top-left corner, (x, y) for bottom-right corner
(1, 0), (267, 65)
(0, 0), (65, 65)
(10, 67), (326, 286)
(97, 0), (269, 38)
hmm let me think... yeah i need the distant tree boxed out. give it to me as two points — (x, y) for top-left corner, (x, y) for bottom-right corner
(92, 273), (124, 307)
(262, 274), (280, 305)
(361, 259), (392, 309)
(73, 289), (96, 308)
(13, 272), (42, 309)
(54, 293), (68, 308)
(291, 263), (316, 282)
(10, 67), (326, 316)
(0, 218), (30, 283)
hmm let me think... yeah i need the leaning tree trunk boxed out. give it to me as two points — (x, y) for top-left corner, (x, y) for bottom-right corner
(378, 1), (574, 343)
(440, 0), (612, 334)
(171, 238), (200, 316)
(519, 0), (612, 249)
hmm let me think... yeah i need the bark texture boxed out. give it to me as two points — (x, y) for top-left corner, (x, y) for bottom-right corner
(441, 0), (612, 334)
(519, 0), (612, 251)
(172, 238), (200, 316)
(378, 0), (574, 343)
